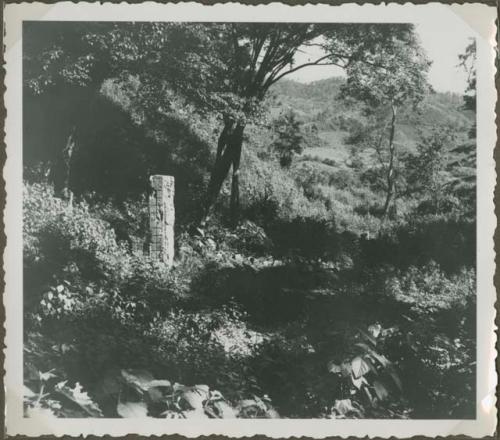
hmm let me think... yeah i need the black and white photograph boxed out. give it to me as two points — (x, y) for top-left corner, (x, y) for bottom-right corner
(3, 2), (497, 437)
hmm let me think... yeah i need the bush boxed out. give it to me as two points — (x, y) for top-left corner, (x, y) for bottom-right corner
(30, 290), (264, 407)
(359, 216), (476, 272)
(250, 322), (405, 419)
(147, 306), (260, 390)
(182, 220), (273, 257)
(251, 331), (328, 417)
(384, 262), (475, 315)
(24, 346), (278, 419)
(24, 183), (67, 264)
(24, 183), (132, 303)
(89, 196), (149, 253)
(266, 216), (338, 259)
(380, 262), (476, 418)
(239, 149), (330, 224)
(24, 182), (192, 316)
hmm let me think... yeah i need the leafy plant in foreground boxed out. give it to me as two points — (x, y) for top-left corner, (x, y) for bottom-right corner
(24, 366), (103, 418)
(96, 369), (279, 419)
(326, 324), (402, 418)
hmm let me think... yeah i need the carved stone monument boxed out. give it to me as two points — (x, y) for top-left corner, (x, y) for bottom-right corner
(148, 175), (175, 266)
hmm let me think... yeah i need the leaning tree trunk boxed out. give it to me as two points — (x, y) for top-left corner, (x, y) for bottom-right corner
(202, 120), (245, 226)
(229, 125), (244, 226)
(381, 105), (397, 221)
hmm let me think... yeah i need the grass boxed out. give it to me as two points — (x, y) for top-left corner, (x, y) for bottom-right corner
(302, 129), (350, 162)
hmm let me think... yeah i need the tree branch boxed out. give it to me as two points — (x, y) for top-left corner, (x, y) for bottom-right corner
(301, 42), (328, 48)
(268, 54), (346, 87)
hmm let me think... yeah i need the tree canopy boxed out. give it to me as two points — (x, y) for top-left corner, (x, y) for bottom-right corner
(24, 22), (431, 224)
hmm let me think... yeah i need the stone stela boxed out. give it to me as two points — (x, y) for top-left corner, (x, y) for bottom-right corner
(148, 175), (175, 266)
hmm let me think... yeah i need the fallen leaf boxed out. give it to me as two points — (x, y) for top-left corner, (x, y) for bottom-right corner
(121, 369), (155, 393)
(117, 400), (148, 418)
(208, 400), (237, 418)
(333, 399), (363, 417)
(180, 385), (209, 410)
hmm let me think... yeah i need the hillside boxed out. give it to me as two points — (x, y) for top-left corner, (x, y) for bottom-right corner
(269, 78), (474, 163)
(263, 77), (475, 235)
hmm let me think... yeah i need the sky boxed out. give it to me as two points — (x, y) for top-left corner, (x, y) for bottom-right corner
(288, 22), (475, 94)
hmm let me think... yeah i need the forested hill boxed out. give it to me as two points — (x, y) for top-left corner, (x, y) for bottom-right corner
(271, 77), (473, 127)
(269, 78), (474, 153)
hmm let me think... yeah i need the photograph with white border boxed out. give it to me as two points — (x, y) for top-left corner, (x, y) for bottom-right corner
(3, 1), (497, 437)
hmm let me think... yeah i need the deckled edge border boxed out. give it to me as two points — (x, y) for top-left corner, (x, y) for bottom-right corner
(0, 2), (497, 440)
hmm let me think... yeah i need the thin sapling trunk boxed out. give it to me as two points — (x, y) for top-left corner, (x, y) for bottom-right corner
(382, 104), (397, 221)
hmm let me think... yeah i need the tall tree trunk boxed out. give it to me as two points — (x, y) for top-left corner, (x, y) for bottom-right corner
(382, 105), (397, 220)
(202, 120), (245, 225)
(215, 117), (234, 162)
(229, 125), (244, 226)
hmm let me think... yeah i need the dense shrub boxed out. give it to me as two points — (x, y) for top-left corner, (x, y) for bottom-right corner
(251, 331), (329, 417)
(239, 149), (330, 224)
(24, 183), (67, 264)
(146, 307), (260, 393)
(358, 216), (475, 272)
(250, 321), (406, 419)
(266, 217), (338, 259)
(182, 220), (273, 257)
(24, 183), (195, 317)
(380, 262), (476, 418)
(290, 160), (386, 236)
(384, 262), (475, 315)
(27, 288), (266, 414)
(89, 197), (149, 252)
(24, 183), (132, 301)
(25, 346), (277, 419)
